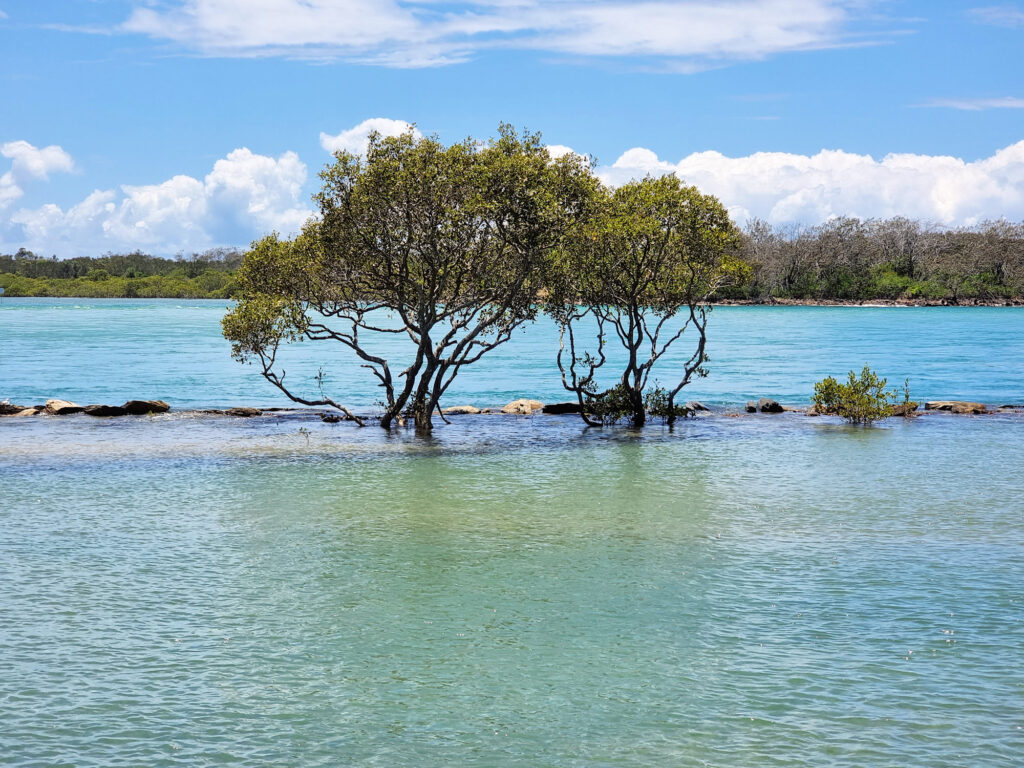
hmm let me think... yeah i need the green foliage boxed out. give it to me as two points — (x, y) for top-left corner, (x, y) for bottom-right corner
(725, 217), (1024, 303)
(583, 384), (634, 426)
(0, 248), (243, 298)
(225, 125), (599, 430)
(221, 292), (307, 363)
(0, 270), (238, 299)
(552, 175), (739, 427)
(5, 216), (1022, 304)
(581, 383), (696, 426)
(643, 385), (696, 421)
(812, 366), (916, 424)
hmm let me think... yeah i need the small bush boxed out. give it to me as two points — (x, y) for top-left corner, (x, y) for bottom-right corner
(813, 366), (917, 425)
(584, 384), (635, 425)
(644, 385), (695, 422)
(583, 383), (694, 425)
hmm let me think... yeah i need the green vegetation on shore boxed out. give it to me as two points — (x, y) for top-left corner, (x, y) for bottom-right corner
(0, 248), (241, 299)
(3, 217), (1021, 303)
(730, 217), (1024, 303)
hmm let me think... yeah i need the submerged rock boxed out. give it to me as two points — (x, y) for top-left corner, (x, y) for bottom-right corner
(84, 404), (128, 417)
(924, 401), (987, 414)
(0, 401), (27, 416)
(45, 398), (84, 415)
(225, 407), (262, 417)
(541, 402), (581, 415)
(501, 399), (545, 415)
(14, 407), (40, 417)
(320, 413), (342, 423)
(442, 405), (482, 415)
(806, 404), (821, 417)
(122, 399), (170, 415)
(684, 401), (710, 412)
(757, 398), (784, 413)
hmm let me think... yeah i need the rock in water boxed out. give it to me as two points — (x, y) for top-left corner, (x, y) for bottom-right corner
(758, 398), (784, 413)
(745, 401), (758, 413)
(889, 403), (919, 417)
(45, 398), (84, 415)
(122, 400), (171, 415)
(501, 399), (545, 415)
(924, 401), (987, 414)
(0, 401), (27, 416)
(442, 405), (482, 415)
(84, 404), (128, 417)
(225, 407), (261, 417)
(320, 413), (342, 423)
(541, 402), (581, 415)
(684, 401), (710, 412)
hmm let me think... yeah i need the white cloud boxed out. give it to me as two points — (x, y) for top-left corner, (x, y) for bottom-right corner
(598, 142), (1024, 226)
(119, 0), (872, 70)
(0, 10), (8, 21)
(1, 141), (75, 180)
(0, 174), (20, 209)
(319, 118), (419, 155)
(6, 148), (311, 256)
(545, 144), (578, 159)
(0, 141), (75, 210)
(923, 96), (1024, 111)
(7, 118), (1024, 258)
(1, 141), (75, 209)
(968, 5), (1024, 27)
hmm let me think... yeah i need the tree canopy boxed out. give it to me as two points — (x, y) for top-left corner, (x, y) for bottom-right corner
(223, 126), (598, 429)
(549, 175), (744, 426)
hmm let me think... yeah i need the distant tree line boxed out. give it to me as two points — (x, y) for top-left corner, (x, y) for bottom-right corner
(0, 247), (243, 298)
(2, 218), (1022, 304)
(727, 217), (1024, 303)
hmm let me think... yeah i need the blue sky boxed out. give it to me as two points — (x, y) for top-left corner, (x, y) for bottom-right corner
(1, 0), (1022, 256)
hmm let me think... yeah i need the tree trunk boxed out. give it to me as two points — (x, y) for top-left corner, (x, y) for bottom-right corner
(412, 402), (434, 431)
(629, 386), (646, 427)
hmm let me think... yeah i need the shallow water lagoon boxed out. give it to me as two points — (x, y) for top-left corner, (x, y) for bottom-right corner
(2, 411), (1023, 767)
(3, 298), (1024, 408)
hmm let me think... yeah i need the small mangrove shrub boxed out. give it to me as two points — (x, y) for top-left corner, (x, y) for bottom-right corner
(813, 366), (917, 425)
(584, 383), (695, 426)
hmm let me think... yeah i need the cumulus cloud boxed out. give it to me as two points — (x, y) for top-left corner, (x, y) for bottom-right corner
(545, 144), (578, 159)
(968, 4), (1024, 27)
(118, 0), (872, 70)
(598, 142), (1024, 226)
(6, 118), (1024, 257)
(320, 118), (419, 155)
(0, 141), (75, 209)
(6, 148), (311, 257)
(923, 96), (1024, 111)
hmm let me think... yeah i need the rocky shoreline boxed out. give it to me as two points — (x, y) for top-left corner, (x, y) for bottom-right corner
(713, 297), (1024, 307)
(3, 396), (1022, 422)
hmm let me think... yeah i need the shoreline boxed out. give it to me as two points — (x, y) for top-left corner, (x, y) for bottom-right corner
(4, 294), (1024, 307)
(712, 297), (1024, 307)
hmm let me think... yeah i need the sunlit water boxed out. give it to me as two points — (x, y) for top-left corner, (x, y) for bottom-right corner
(1, 299), (1023, 766)
(2, 298), (1023, 408)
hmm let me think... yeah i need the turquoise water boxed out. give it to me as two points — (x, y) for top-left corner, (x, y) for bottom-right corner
(1, 299), (1023, 766)
(2, 298), (1023, 408)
